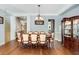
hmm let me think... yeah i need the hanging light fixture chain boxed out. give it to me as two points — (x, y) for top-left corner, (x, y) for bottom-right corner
(38, 5), (40, 20)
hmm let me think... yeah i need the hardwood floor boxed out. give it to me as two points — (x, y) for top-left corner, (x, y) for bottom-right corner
(0, 40), (78, 55)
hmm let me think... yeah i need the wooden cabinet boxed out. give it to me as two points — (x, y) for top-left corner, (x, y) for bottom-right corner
(61, 16), (79, 52)
(64, 36), (72, 49)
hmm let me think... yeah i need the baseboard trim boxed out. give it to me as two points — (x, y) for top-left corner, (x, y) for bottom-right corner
(0, 42), (5, 46)
(57, 40), (61, 42)
(55, 39), (61, 42)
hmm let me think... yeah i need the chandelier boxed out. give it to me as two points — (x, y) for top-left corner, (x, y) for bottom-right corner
(35, 5), (44, 25)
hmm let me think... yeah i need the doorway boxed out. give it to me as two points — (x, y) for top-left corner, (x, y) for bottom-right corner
(48, 19), (55, 40)
(48, 19), (55, 33)
(16, 16), (27, 34)
(5, 17), (10, 43)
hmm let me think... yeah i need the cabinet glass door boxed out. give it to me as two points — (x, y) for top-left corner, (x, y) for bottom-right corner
(64, 21), (71, 37)
(73, 19), (79, 38)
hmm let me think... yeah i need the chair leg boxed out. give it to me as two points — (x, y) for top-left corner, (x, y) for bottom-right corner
(37, 43), (40, 48)
(35, 44), (38, 48)
(20, 43), (25, 48)
(32, 44), (36, 48)
(31, 43), (32, 48)
(17, 42), (21, 47)
(41, 44), (43, 48)
(50, 42), (54, 48)
(38, 44), (41, 48)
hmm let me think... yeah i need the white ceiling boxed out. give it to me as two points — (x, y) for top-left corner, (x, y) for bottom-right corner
(0, 4), (74, 16)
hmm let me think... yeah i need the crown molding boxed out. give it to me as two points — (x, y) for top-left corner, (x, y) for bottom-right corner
(11, 13), (59, 16)
(57, 4), (75, 15)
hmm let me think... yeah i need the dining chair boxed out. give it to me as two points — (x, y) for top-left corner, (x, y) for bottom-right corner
(39, 34), (48, 48)
(34, 31), (39, 34)
(17, 32), (21, 42)
(17, 32), (24, 47)
(30, 33), (38, 48)
(22, 33), (29, 48)
(28, 31), (33, 34)
(46, 32), (54, 48)
(50, 38), (54, 48)
(40, 31), (45, 34)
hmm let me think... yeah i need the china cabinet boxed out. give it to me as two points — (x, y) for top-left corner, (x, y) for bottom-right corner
(61, 16), (79, 52)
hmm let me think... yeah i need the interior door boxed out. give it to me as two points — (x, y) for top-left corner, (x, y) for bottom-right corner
(5, 19), (10, 43)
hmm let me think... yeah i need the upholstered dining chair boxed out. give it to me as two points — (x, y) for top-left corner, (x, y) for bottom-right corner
(49, 38), (54, 48)
(28, 31), (33, 34)
(17, 32), (23, 47)
(40, 31), (45, 34)
(22, 33), (29, 48)
(46, 32), (54, 48)
(30, 33), (38, 48)
(34, 31), (39, 34)
(52, 33), (54, 38)
(17, 32), (21, 42)
(50, 33), (54, 48)
(39, 34), (48, 48)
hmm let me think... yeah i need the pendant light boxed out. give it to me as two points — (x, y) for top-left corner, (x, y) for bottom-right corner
(35, 5), (44, 25)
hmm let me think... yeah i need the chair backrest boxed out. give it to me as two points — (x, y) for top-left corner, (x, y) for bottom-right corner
(46, 32), (52, 37)
(52, 33), (54, 38)
(40, 31), (45, 34)
(31, 34), (37, 42)
(29, 31), (33, 34)
(39, 34), (46, 42)
(17, 32), (21, 40)
(34, 31), (39, 34)
(22, 34), (29, 41)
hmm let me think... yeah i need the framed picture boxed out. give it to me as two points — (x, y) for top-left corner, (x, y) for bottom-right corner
(0, 16), (3, 24)
(35, 20), (44, 25)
